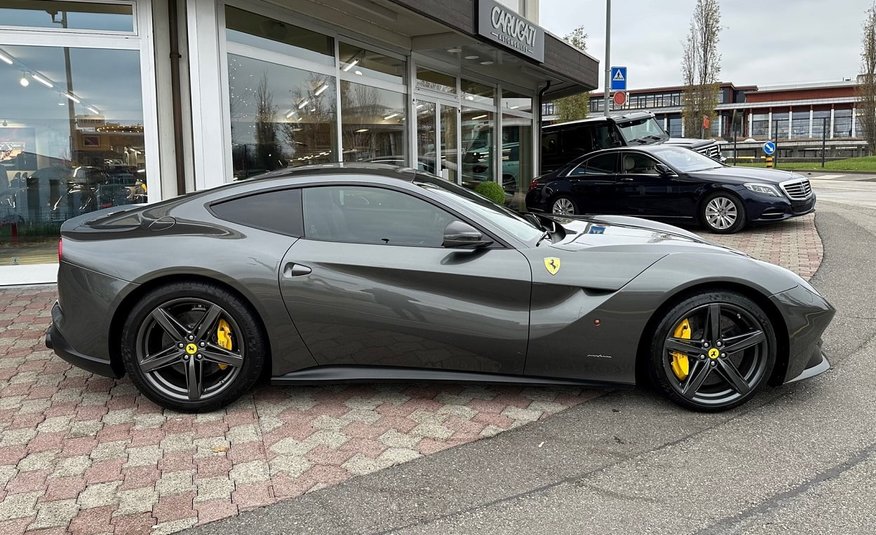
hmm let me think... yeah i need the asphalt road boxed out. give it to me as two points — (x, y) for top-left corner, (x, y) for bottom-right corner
(186, 182), (876, 535)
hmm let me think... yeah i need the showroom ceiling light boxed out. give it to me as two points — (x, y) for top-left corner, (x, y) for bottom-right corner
(62, 92), (80, 103)
(472, 114), (487, 120)
(384, 112), (399, 120)
(314, 83), (329, 96)
(0, 49), (12, 65)
(31, 73), (53, 88)
(446, 47), (462, 53)
(355, 128), (369, 133)
(297, 99), (309, 109)
(464, 55), (479, 60)
(342, 58), (359, 72)
(87, 106), (100, 115)
(285, 109), (297, 119)
(19, 73), (29, 87)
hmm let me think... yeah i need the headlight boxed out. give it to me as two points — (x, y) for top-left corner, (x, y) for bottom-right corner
(744, 183), (781, 197)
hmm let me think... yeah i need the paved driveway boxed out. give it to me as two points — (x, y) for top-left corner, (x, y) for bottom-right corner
(0, 213), (822, 534)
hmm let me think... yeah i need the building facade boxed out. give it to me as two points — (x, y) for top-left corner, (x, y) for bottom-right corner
(0, 0), (597, 282)
(544, 79), (867, 160)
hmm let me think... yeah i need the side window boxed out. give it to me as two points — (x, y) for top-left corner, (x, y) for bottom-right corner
(585, 153), (619, 175)
(303, 186), (456, 247)
(592, 125), (617, 150)
(620, 153), (660, 175)
(211, 188), (303, 236)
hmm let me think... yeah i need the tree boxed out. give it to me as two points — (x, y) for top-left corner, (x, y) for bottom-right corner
(860, 4), (876, 154)
(681, 0), (721, 138)
(552, 26), (589, 122)
(254, 74), (283, 171)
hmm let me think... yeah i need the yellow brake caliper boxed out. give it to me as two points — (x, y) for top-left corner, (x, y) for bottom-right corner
(216, 319), (233, 370)
(670, 319), (691, 381)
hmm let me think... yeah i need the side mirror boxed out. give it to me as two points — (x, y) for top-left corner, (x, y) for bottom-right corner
(655, 163), (675, 176)
(443, 220), (493, 248)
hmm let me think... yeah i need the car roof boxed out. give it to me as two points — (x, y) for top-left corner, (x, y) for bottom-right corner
(245, 162), (419, 183)
(544, 111), (655, 130)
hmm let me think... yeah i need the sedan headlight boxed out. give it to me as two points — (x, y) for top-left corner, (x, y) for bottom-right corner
(744, 183), (781, 197)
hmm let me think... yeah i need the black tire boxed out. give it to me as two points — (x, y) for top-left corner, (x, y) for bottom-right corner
(701, 191), (746, 234)
(550, 195), (578, 216)
(120, 282), (266, 412)
(648, 291), (776, 412)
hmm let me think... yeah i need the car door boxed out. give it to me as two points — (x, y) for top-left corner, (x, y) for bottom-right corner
(278, 184), (532, 375)
(563, 152), (620, 214)
(615, 151), (697, 220)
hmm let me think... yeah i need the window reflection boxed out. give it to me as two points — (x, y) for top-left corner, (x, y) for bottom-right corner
(502, 114), (532, 210)
(416, 101), (436, 174)
(225, 6), (334, 66)
(416, 68), (455, 94)
(340, 80), (406, 163)
(461, 108), (494, 191)
(0, 1), (134, 32)
(0, 45), (145, 265)
(339, 43), (405, 84)
(227, 54), (337, 178)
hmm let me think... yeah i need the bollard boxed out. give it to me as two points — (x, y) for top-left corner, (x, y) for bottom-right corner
(765, 156), (773, 168)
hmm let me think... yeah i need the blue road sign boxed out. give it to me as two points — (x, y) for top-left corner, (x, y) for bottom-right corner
(610, 66), (627, 91)
(762, 141), (776, 156)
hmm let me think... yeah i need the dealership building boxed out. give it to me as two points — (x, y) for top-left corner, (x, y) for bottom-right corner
(0, 0), (597, 283)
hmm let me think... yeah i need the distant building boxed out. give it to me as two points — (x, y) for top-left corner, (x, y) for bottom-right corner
(545, 80), (867, 159)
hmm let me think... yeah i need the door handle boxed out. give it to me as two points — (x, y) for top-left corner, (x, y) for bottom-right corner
(619, 177), (634, 182)
(283, 263), (312, 277)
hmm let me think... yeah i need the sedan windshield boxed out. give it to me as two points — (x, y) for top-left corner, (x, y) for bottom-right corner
(652, 146), (724, 172)
(413, 174), (544, 244)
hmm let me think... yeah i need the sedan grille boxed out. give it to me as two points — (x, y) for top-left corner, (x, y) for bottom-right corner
(780, 179), (813, 200)
(696, 144), (722, 161)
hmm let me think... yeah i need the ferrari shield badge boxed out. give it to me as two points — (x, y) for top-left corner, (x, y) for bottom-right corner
(544, 257), (561, 275)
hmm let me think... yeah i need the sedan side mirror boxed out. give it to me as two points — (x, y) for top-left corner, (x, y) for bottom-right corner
(443, 220), (493, 248)
(655, 163), (675, 177)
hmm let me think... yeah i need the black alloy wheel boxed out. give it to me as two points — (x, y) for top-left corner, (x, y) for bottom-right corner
(701, 192), (746, 234)
(120, 282), (266, 412)
(649, 291), (776, 411)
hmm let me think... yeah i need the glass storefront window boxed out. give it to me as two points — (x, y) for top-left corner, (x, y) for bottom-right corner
(812, 110), (830, 139)
(773, 112), (789, 139)
(225, 6), (334, 66)
(751, 113), (769, 138)
(340, 80), (406, 162)
(416, 68), (455, 94)
(461, 108), (494, 191)
(462, 79), (495, 107)
(502, 114), (532, 211)
(227, 54), (337, 177)
(791, 111), (810, 138)
(502, 88), (532, 114)
(440, 105), (458, 183)
(416, 101), (436, 174)
(0, 1), (134, 32)
(0, 45), (145, 265)
(339, 43), (405, 84)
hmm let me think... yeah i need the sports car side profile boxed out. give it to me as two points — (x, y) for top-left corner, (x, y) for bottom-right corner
(46, 164), (834, 412)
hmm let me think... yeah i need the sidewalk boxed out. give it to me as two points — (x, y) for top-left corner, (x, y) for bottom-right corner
(0, 214), (823, 535)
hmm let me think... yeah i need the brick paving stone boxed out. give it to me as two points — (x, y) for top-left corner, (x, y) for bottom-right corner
(0, 217), (823, 533)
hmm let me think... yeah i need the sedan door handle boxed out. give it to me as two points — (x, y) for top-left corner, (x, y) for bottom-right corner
(619, 177), (635, 182)
(283, 263), (312, 277)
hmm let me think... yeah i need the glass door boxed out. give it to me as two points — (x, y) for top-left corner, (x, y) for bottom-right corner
(415, 97), (459, 183)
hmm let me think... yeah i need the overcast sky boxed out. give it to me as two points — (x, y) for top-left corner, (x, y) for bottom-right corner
(540, 0), (873, 90)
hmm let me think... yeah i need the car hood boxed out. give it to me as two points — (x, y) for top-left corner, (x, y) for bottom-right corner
(548, 215), (731, 251)
(689, 166), (805, 185)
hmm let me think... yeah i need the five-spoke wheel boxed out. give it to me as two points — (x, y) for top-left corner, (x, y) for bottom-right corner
(650, 291), (775, 411)
(121, 283), (265, 412)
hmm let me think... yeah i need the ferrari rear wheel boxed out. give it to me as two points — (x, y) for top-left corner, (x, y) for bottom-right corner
(649, 291), (776, 411)
(120, 282), (266, 412)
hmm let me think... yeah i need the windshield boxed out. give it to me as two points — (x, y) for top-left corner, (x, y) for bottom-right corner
(617, 117), (669, 145)
(413, 174), (544, 243)
(653, 146), (725, 172)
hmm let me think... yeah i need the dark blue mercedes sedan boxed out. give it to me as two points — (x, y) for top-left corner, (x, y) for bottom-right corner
(525, 145), (815, 233)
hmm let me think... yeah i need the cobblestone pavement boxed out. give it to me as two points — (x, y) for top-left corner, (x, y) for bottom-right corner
(0, 215), (822, 534)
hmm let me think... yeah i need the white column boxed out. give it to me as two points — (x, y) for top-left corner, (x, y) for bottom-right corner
(186, 0), (230, 190)
(749, 112), (753, 137)
(788, 109), (793, 140)
(830, 107), (835, 139)
(717, 114), (723, 138)
(808, 107), (814, 138)
(768, 110), (773, 138)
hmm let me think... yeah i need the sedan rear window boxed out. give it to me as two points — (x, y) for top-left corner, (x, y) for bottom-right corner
(211, 188), (303, 236)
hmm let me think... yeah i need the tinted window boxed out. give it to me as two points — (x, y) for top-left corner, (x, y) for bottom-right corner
(303, 186), (455, 247)
(570, 153), (618, 176)
(619, 152), (660, 174)
(211, 188), (303, 236)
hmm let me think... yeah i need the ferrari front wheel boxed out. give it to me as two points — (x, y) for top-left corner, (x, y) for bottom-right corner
(120, 282), (266, 412)
(649, 291), (776, 411)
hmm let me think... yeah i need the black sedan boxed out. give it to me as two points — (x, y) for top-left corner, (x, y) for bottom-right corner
(46, 164), (833, 413)
(526, 145), (816, 233)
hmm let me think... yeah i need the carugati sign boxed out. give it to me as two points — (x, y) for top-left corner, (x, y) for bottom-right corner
(477, 0), (545, 63)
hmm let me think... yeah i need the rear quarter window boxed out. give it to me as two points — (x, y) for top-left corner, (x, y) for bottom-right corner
(210, 188), (303, 236)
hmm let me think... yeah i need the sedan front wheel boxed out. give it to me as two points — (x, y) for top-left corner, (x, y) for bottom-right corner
(702, 192), (746, 234)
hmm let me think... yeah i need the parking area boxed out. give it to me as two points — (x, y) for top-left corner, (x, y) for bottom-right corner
(0, 214), (822, 535)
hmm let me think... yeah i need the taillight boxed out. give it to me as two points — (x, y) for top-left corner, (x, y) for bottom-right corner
(529, 178), (541, 191)
(58, 238), (63, 262)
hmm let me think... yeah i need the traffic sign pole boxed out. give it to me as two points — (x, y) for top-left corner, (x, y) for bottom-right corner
(603, 0), (611, 117)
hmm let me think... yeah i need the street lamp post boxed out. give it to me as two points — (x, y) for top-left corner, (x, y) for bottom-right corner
(603, 0), (611, 117)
